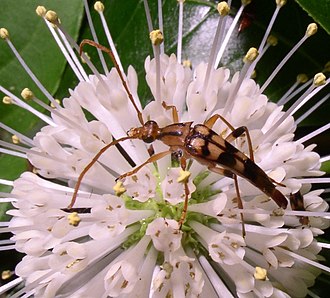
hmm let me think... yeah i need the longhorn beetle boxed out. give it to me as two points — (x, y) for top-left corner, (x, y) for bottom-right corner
(68, 39), (289, 233)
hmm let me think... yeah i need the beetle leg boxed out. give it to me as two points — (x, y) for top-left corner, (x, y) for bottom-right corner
(225, 126), (254, 162)
(204, 114), (235, 131)
(162, 101), (179, 123)
(117, 150), (172, 180)
(204, 114), (254, 162)
(178, 156), (190, 228)
(208, 165), (246, 237)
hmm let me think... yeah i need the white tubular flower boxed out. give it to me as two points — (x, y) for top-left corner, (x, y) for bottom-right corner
(0, 1), (329, 298)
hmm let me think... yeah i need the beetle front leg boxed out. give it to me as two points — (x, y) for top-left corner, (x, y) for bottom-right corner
(117, 150), (172, 180)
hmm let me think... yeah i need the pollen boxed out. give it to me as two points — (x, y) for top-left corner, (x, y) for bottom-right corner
(21, 88), (34, 100)
(276, 0), (287, 7)
(11, 135), (20, 144)
(150, 29), (164, 46)
(243, 47), (259, 63)
(94, 1), (105, 12)
(217, 2), (230, 16)
(113, 180), (126, 196)
(36, 6), (47, 17)
(67, 212), (81, 226)
(267, 35), (278, 46)
(177, 169), (191, 183)
(45, 10), (60, 24)
(313, 72), (326, 86)
(0, 28), (9, 39)
(254, 266), (267, 280)
(1, 270), (12, 280)
(182, 59), (192, 68)
(50, 99), (61, 109)
(296, 73), (308, 83)
(306, 23), (318, 37)
(3, 96), (13, 105)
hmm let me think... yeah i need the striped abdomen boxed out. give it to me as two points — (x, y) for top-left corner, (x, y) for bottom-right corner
(185, 124), (288, 208)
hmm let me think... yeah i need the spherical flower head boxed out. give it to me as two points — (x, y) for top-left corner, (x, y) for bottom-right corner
(1, 1), (329, 298)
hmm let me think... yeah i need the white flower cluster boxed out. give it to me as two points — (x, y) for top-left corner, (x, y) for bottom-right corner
(7, 53), (328, 297)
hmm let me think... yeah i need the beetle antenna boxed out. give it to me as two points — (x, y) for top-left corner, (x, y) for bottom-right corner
(80, 39), (144, 125)
(68, 135), (136, 209)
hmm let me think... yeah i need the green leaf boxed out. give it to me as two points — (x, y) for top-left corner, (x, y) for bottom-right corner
(296, 0), (330, 34)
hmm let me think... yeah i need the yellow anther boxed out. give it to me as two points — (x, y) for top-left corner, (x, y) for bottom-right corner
(113, 180), (126, 196)
(323, 61), (330, 73)
(242, 0), (252, 5)
(267, 35), (278, 46)
(81, 52), (90, 64)
(217, 2), (230, 16)
(94, 1), (104, 13)
(250, 70), (257, 79)
(306, 23), (318, 37)
(276, 0), (287, 7)
(0, 28), (9, 39)
(296, 73), (308, 84)
(254, 267), (267, 280)
(150, 29), (164, 46)
(177, 169), (191, 183)
(182, 59), (192, 68)
(36, 6), (47, 17)
(12, 135), (20, 144)
(66, 259), (81, 269)
(50, 99), (61, 109)
(3, 96), (13, 104)
(67, 212), (81, 226)
(45, 10), (59, 24)
(21, 88), (34, 100)
(1, 270), (12, 280)
(243, 47), (259, 63)
(177, 0), (185, 3)
(313, 73), (326, 86)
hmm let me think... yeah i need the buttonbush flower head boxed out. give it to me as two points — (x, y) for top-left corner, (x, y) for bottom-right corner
(1, 1), (330, 297)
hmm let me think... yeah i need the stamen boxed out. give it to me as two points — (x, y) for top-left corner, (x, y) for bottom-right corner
(94, 2), (124, 74)
(0, 86), (55, 126)
(37, 6), (86, 82)
(262, 75), (329, 143)
(158, 0), (164, 54)
(0, 277), (23, 295)
(214, 0), (250, 68)
(203, 2), (230, 92)
(150, 29), (164, 102)
(277, 73), (309, 105)
(0, 123), (34, 146)
(0, 147), (27, 159)
(176, 0), (185, 64)
(143, 0), (154, 34)
(320, 155), (330, 163)
(21, 87), (89, 134)
(223, 47), (259, 115)
(260, 0), (286, 53)
(296, 119), (330, 144)
(0, 179), (13, 186)
(277, 247), (330, 273)
(83, 0), (109, 74)
(0, 28), (60, 109)
(245, 35), (278, 79)
(295, 93), (330, 125)
(198, 255), (235, 297)
(45, 11), (105, 87)
(260, 23), (318, 93)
